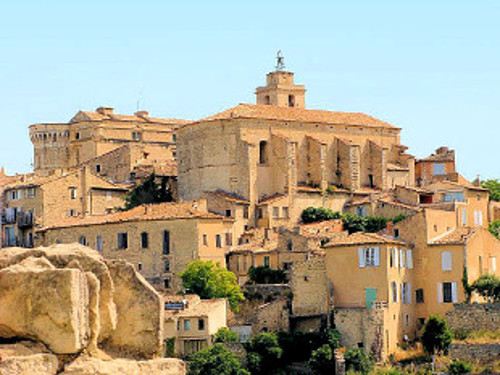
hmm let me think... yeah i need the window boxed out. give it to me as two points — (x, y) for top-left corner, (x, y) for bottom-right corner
(402, 283), (411, 304)
(406, 250), (413, 269)
(172, 134), (177, 142)
(391, 281), (398, 302)
(264, 95), (270, 105)
(141, 232), (149, 249)
(26, 188), (35, 198)
(416, 289), (424, 304)
(96, 164), (101, 173)
(390, 248), (394, 267)
(259, 141), (268, 164)
(272, 207), (279, 218)
(356, 206), (367, 217)
(461, 209), (467, 226)
(198, 319), (205, 331)
(225, 232), (233, 246)
(163, 230), (170, 254)
(79, 236), (87, 246)
(225, 209), (232, 217)
(243, 207), (249, 219)
(164, 260), (170, 272)
(257, 208), (263, 219)
(164, 278), (170, 289)
(202, 234), (208, 246)
(68, 209), (77, 217)
(117, 232), (128, 249)
(405, 314), (409, 327)
(439, 282), (458, 303)
(137, 263), (142, 271)
(283, 262), (293, 270)
(474, 210), (483, 226)
(288, 95), (295, 107)
(5, 227), (15, 246)
(443, 192), (465, 202)
(106, 191), (112, 201)
(433, 163), (445, 175)
(69, 187), (77, 199)
(287, 239), (293, 251)
(282, 207), (289, 218)
(394, 228), (400, 238)
(8, 190), (19, 200)
(132, 131), (142, 141)
(399, 249), (406, 268)
(264, 256), (270, 267)
(184, 319), (191, 331)
(96, 235), (103, 251)
(442, 252), (452, 271)
(215, 234), (222, 248)
(75, 132), (80, 140)
(26, 232), (34, 248)
(358, 247), (380, 267)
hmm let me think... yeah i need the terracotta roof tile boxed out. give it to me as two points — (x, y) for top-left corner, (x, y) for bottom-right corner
(42, 200), (221, 230)
(206, 190), (250, 204)
(429, 227), (476, 245)
(72, 110), (190, 125)
(193, 103), (399, 129)
(322, 232), (408, 248)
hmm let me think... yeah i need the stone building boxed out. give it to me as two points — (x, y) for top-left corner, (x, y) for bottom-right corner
(30, 106), (189, 178)
(2, 168), (128, 248)
(163, 294), (227, 356)
(37, 200), (234, 292)
(177, 68), (416, 228)
(415, 147), (456, 186)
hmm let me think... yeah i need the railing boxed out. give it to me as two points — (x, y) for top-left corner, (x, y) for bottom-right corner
(18, 212), (34, 228)
(1, 212), (17, 224)
(371, 301), (389, 309)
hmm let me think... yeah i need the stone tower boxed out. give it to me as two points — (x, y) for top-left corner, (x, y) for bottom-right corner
(255, 68), (306, 108)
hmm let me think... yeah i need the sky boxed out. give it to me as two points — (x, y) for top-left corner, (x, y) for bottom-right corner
(1, 1), (499, 180)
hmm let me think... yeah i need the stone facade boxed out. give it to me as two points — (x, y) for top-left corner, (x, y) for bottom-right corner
(446, 303), (500, 332)
(449, 342), (500, 364)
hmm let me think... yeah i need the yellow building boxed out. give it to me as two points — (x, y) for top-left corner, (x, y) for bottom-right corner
(30, 106), (189, 178)
(163, 294), (227, 356)
(177, 68), (416, 229)
(2, 168), (128, 248)
(37, 200), (234, 292)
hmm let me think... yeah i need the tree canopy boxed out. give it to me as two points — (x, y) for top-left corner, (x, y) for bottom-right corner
(472, 274), (500, 303)
(421, 315), (453, 355)
(245, 333), (283, 375)
(180, 261), (244, 311)
(187, 344), (249, 375)
(481, 179), (500, 201)
(489, 220), (500, 239)
(123, 173), (173, 210)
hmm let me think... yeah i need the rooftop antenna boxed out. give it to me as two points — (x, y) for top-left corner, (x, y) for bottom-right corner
(275, 50), (285, 71)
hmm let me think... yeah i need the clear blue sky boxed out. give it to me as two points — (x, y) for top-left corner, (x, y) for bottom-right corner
(1, 1), (499, 180)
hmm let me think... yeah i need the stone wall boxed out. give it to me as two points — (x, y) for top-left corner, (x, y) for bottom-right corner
(449, 342), (500, 363)
(446, 303), (500, 332)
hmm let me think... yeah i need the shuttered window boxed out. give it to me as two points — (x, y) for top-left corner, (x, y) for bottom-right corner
(442, 252), (452, 271)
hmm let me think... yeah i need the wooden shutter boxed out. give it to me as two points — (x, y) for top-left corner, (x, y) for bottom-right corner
(358, 248), (365, 268)
(438, 283), (443, 303)
(452, 282), (458, 303)
(407, 283), (412, 304)
(442, 252), (452, 271)
(406, 250), (413, 269)
(374, 247), (380, 267)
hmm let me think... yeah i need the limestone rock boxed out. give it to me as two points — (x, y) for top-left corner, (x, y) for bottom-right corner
(0, 257), (90, 354)
(0, 353), (59, 375)
(60, 356), (186, 375)
(104, 260), (163, 358)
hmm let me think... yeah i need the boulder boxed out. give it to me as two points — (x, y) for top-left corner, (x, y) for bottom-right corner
(0, 257), (90, 354)
(60, 356), (186, 375)
(104, 260), (163, 358)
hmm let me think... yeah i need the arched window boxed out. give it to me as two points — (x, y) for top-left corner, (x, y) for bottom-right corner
(288, 95), (295, 107)
(264, 95), (270, 105)
(259, 141), (268, 164)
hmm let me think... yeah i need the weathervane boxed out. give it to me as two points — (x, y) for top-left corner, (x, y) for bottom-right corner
(275, 50), (285, 71)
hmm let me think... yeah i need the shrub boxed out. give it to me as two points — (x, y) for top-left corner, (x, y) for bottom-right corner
(213, 327), (238, 343)
(248, 266), (288, 284)
(488, 220), (500, 239)
(392, 214), (407, 223)
(421, 315), (452, 355)
(245, 333), (283, 375)
(472, 273), (500, 303)
(187, 344), (250, 375)
(301, 207), (342, 223)
(448, 360), (473, 374)
(308, 344), (334, 375)
(344, 348), (374, 374)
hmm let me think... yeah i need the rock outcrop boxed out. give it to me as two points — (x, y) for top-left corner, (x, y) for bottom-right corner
(0, 244), (185, 374)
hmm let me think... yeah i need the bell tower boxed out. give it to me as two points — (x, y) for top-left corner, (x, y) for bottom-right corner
(255, 51), (306, 108)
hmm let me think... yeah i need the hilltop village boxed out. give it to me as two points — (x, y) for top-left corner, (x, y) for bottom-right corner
(1, 62), (500, 374)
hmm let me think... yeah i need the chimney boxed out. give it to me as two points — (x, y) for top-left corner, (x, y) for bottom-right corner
(96, 106), (114, 116)
(135, 110), (149, 118)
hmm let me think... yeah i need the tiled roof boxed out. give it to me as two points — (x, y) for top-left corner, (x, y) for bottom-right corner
(395, 185), (432, 194)
(42, 201), (221, 230)
(193, 103), (399, 130)
(387, 163), (409, 171)
(132, 161), (178, 178)
(258, 193), (288, 204)
(164, 295), (226, 318)
(429, 227), (476, 245)
(322, 232), (408, 248)
(205, 190), (250, 204)
(71, 110), (190, 125)
(298, 220), (344, 238)
(377, 198), (422, 212)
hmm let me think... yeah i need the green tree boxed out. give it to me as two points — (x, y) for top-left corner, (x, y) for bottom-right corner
(342, 213), (367, 234)
(481, 179), (500, 201)
(308, 344), (334, 375)
(246, 333), (283, 375)
(421, 315), (453, 355)
(489, 220), (500, 239)
(448, 360), (473, 374)
(123, 173), (173, 210)
(187, 344), (250, 375)
(301, 207), (342, 223)
(213, 327), (238, 343)
(248, 266), (288, 284)
(472, 273), (500, 303)
(344, 348), (374, 374)
(180, 261), (244, 311)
